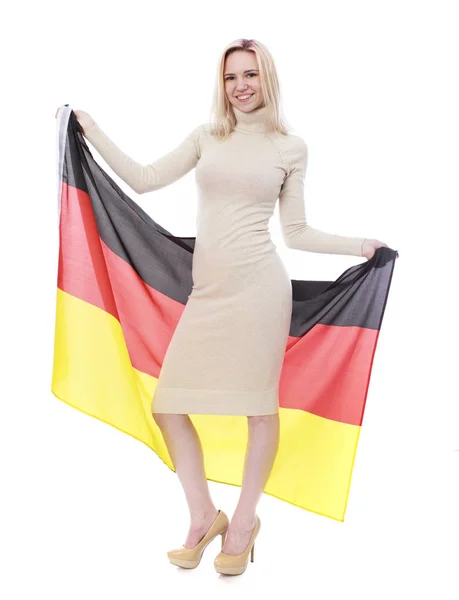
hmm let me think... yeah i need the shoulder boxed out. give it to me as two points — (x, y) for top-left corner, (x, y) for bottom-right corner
(185, 122), (206, 140)
(282, 133), (308, 158)
(187, 122), (219, 157)
(270, 131), (308, 171)
(177, 123), (208, 159)
(186, 122), (214, 146)
(190, 122), (212, 137)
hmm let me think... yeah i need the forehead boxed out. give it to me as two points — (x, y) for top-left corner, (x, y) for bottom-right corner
(224, 51), (258, 73)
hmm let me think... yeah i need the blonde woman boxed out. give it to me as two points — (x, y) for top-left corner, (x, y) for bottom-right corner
(56, 38), (387, 576)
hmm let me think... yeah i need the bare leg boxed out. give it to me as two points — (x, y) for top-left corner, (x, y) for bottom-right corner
(153, 413), (219, 548)
(222, 413), (280, 555)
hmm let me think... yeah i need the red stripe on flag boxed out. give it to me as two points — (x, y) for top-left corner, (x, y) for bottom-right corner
(58, 181), (377, 426)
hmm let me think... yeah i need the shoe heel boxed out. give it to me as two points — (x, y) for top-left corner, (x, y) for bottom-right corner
(221, 530), (227, 550)
(251, 543), (255, 563)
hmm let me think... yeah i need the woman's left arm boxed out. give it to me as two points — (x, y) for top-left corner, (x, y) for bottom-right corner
(278, 137), (369, 257)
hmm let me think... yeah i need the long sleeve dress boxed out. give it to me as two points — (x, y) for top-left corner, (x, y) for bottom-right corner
(83, 104), (367, 416)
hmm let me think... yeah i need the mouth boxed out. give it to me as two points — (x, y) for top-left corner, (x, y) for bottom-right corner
(235, 93), (254, 103)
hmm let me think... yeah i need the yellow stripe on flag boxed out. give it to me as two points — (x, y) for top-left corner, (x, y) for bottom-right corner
(52, 288), (360, 521)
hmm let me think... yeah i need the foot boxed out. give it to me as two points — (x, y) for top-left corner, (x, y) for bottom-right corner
(183, 508), (220, 549)
(221, 515), (257, 556)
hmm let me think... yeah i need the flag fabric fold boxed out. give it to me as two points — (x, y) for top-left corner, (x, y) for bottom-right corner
(52, 106), (397, 521)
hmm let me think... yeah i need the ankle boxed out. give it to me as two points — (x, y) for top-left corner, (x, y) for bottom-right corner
(230, 512), (256, 529)
(190, 506), (219, 525)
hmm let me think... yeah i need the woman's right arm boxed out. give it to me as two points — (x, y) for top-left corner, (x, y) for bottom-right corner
(83, 119), (203, 195)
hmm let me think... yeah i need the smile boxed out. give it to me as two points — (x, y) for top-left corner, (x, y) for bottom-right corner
(236, 93), (254, 102)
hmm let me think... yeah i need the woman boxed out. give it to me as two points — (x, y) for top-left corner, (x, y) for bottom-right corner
(56, 38), (388, 576)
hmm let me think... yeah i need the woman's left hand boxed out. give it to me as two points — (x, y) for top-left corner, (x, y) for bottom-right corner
(362, 238), (391, 260)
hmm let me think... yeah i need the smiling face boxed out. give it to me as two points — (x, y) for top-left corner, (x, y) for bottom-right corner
(224, 50), (264, 113)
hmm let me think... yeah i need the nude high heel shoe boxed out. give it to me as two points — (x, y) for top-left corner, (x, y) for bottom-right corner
(167, 510), (229, 569)
(213, 515), (261, 575)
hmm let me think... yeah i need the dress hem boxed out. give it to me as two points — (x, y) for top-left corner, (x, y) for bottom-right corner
(151, 386), (279, 416)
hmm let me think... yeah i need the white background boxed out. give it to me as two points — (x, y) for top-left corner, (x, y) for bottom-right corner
(2, 0), (458, 597)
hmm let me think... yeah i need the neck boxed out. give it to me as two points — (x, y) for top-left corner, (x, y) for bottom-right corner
(233, 103), (272, 133)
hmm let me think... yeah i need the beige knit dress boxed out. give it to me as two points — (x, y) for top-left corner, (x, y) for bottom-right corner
(83, 105), (366, 416)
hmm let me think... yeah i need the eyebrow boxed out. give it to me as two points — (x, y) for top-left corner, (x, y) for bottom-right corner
(224, 69), (259, 76)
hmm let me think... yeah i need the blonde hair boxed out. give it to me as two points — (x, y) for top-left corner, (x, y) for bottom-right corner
(209, 39), (292, 140)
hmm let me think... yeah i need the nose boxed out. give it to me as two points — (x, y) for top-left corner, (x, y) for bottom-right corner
(233, 78), (249, 91)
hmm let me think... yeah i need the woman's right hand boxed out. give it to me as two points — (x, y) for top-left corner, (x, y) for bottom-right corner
(55, 106), (95, 134)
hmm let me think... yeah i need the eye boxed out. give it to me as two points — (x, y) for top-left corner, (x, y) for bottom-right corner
(224, 72), (257, 81)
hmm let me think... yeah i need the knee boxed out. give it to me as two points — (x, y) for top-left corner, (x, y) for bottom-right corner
(152, 412), (189, 428)
(152, 412), (165, 427)
(247, 413), (279, 426)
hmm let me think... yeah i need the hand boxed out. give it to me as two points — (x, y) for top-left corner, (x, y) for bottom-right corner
(55, 105), (95, 134)
(362, 238), (393, 260)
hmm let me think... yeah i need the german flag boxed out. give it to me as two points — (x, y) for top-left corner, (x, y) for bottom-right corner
(52, 106), (398, 521)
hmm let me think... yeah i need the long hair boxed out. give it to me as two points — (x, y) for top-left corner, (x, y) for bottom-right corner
(209, 39), (292, 140)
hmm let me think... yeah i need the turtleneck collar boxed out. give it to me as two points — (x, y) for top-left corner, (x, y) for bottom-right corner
(233, 103), (272, 134)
